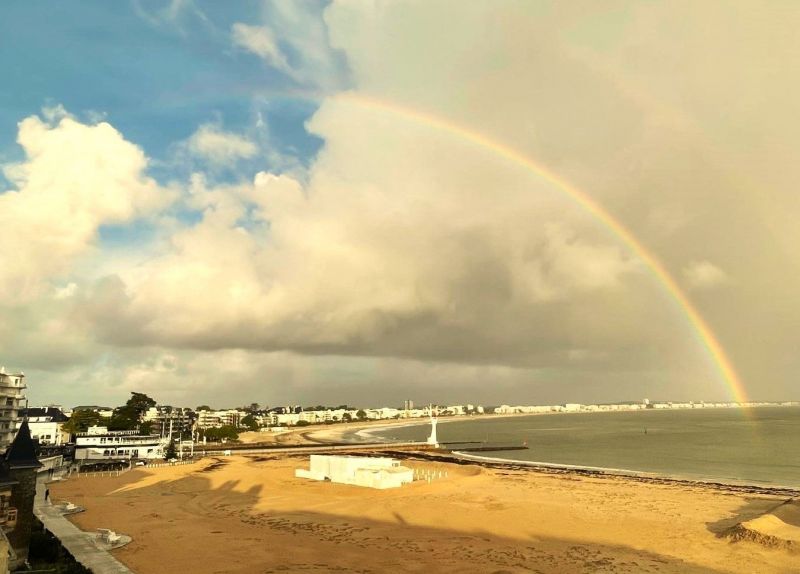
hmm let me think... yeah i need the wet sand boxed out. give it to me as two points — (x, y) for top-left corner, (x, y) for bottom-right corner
(50, 454), (797, 573)
(235, 417), (455, 446)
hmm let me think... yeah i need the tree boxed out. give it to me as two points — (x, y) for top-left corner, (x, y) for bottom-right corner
(241, 414), (259, 431)
(63, 410), (108, 434)
(342, 413), (352, 422)
(196, 405), (212, 411)
(126, 392), (157, 414)
(295, 420), (311, 427)
(164, 440), (177, 460)
(110, 392), (157, 430)
(356, 409), (367, 421)
(107, 414), (137, 431)
(203, 425), (239, 442)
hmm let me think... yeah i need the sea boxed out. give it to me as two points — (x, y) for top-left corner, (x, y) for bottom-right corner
(351, 406), (800, 489)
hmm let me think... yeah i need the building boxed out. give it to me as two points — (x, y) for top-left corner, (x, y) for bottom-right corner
(296, 455), (414, 489)
(74, 426), (166, 461)
(4, 420), (41, 569)
(0, 462), (17, 574)
(22, 407), (70, 446)
(196, 409), (243, 429)
(142, 406), (196, 438)
(0, 368), (26, 448)
(72, 405), (114, 418)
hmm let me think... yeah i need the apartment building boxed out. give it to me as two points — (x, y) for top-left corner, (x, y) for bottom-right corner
(0, 368), (26, 448)
(142, 406), (196, 437)
(196, 409), (243, 429)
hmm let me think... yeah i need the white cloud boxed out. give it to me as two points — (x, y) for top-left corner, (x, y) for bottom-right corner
(231, 23), (290, 72)
(232, 3), (348, 89)
(185, 124), (258, 165)
(683, 260), (729, 291)
(0, 110), (172, 302)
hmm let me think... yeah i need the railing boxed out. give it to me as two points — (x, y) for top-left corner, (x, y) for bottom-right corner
(75, 469), (129, 478)
(141, 459), (198, 469)
(76, 463), (133, 478)
(77, 439), (162, 446)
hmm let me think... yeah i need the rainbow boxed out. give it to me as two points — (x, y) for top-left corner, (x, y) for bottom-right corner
(328, 92), (748, 403)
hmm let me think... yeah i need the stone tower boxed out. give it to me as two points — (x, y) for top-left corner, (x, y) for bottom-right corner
(5, 420), (41, 569)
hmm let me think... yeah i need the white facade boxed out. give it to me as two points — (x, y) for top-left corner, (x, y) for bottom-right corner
(75, 426), (166, 461)
(28, 419), (69, 445)
(0, 368), (26, 447)
(196, 409), (243, 429)
(295, 455), (414, 489)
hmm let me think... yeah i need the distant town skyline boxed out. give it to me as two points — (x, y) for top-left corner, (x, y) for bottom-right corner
(4, 2), (800, 407)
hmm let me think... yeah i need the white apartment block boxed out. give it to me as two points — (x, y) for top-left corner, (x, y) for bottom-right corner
(196, 409), (244, 429)
(0, 368), (26, 447)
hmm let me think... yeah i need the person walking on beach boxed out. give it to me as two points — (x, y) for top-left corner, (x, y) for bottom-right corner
(44, 488), (50, 503)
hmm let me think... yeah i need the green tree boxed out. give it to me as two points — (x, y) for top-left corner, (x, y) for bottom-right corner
(196, 405), (212, 411)
(356, 409), (367, 421)
(241, 414), (259, 431)
(164, 440), (177, 460)
(110, 392), (157, 430)
(63, 410), (108, 434)
(295, 420), (311, 427)
(342, 413), (352, 422)
(203, 425), (239, 442)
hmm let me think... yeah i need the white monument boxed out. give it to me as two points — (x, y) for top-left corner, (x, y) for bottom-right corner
(295, 455), (413, 489)
(427, 406), (439, 447)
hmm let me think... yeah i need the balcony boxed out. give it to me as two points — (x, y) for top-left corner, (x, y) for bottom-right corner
(0, 383), (25, 391)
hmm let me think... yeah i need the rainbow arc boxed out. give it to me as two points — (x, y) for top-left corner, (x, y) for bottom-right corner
(330, 92), (747, 403)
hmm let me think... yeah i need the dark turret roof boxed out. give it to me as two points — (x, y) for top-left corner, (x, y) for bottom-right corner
(20, 407), (69, 423)
(5, 421), (42, 470)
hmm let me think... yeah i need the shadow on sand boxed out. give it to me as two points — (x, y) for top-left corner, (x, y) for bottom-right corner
(53, 457), (739, 574)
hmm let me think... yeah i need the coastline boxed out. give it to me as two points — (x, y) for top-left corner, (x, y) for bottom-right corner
(300, 412), (800, 495)
(440, 451), (800, 497)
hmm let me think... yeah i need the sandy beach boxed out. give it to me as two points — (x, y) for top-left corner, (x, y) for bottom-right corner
(50, 453), (797, 573)
(234, 414), (496, 446)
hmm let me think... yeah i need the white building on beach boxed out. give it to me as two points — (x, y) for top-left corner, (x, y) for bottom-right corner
(295, 455), (414, 489)
(74, 426), (166, 461)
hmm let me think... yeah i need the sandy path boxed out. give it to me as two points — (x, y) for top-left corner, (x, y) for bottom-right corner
(50, 456), (795, 573)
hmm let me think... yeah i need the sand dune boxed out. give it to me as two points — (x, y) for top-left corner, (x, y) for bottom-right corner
(727, 499), (800, 550)
(50, 455), (797, 573)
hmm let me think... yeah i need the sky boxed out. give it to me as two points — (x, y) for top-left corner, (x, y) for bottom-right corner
(1, 0), (799, 409)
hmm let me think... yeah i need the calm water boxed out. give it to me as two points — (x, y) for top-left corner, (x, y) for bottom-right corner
(358, 407), (800, 488)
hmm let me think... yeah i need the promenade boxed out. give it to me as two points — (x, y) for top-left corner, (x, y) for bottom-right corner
(34, 477), (134, 574)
